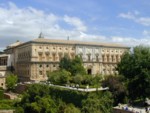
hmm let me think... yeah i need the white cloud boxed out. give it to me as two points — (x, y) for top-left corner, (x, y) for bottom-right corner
(119, 12), (135, 20)
(119, 11), (150, 26)
(111, 36), (150, 47)
(64, 15), (87, 32)
(0, 2), (89, 48)
(0, 2), (150, 50)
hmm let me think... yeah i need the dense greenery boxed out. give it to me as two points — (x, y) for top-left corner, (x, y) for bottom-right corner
(0, 89), (4, 99)
(15, 84), (113, 113)
(59, 55), (86, 76)
(48, 55), (102, 87)
(117, 46), (150, 100)
(102, 75), (127, 105)
(82, 91), (113, 113)
(48, 69), (71, 85)
(0, 99), (15, 110)
(6, 73), (18, 91)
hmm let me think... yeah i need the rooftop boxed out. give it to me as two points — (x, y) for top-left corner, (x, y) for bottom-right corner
(31, 38), (129, 48)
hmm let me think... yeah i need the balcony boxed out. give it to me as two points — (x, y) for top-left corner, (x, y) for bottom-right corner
(0, 66), (7, 71)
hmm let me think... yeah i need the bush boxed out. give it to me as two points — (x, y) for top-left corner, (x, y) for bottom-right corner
(0, 90), (4, 99)
(48, 70), (71, 85)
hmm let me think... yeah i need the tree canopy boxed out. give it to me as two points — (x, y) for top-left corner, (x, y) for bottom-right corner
(59, 55), (86, 76)
(48, 69), (71, 85)
(117, 46), (150, 100)
(102, 75), (127, 105)
(6, 73), (18, 91)
(15, 84), (113, 113)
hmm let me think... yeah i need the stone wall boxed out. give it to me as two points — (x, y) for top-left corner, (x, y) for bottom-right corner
(0, 110), (14, 113)
(113, 108), (133, 113)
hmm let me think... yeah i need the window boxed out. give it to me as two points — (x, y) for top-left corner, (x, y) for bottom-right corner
(111, 55), (114, 62)
(87, 54), (91, 61)
(46, 64), (49, 67)
(72, 47), (75, 50)
(53, 64), (56, 67)
(39, 64), (42, 68)
(59, 53), (63, 61)
(52, 53), (56, 61)
(107, 55), (109, 62)
(39, 54), (42, 61)
(96, 55), (99, 62)
(102, 55), (105, 62)
(46, 53), (49, 61)
(39, 71), (42, 75)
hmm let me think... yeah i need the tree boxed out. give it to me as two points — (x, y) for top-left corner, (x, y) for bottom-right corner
(6, 73), (18, 91)
(64, 104), (81, 113)
(18, 84), (57, 113)
(70, 56), (86, 76)
(59, 55), (86, 76)
(117, 46), (150, 100)
(102, 75), (127, 105)
(81, 91), (113, 113)
(48, 70), (71, 85)
(59, 55), (72, 72)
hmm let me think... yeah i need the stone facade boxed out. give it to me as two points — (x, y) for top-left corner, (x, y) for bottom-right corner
(0, 54), (9, 89)
(4, 38), (130, 81)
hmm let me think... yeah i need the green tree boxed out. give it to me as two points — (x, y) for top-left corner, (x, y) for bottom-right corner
(18, 84), (57, 113)
(59, 55), (86, 76)
(59, 55), (72, 72)
(102, 75), (127, 105)
(81, 91), (113, 113)
(64, 104), (81, 113)
(6, 73), (18, 91)
(117, 46), (150, 100)
(70, 56), (86, 76)
(48, 70), (71, 85)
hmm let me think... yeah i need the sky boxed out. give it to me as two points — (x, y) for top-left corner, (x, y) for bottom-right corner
(0, 0), (150, 51)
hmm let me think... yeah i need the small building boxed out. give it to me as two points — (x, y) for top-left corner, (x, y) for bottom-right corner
(0, 54), (11, 89)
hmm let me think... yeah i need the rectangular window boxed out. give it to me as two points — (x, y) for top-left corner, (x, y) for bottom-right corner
(39, 71), (42, 75)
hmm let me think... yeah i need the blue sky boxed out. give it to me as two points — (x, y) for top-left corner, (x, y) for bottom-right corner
(0, 0), (150, 50)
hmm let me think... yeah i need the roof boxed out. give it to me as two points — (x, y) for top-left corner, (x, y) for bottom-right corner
(5, 38), (130, 51)
(31, 38), (129, 48)
(7, 41), (22, 49)
(0, 54), (9, 57)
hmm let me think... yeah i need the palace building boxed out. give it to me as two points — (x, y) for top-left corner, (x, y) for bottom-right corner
(2, 36), (129, 82)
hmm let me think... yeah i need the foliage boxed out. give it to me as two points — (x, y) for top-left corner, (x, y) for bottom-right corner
(15, 106), (24, 113)
(102, 75), (127, 105)
(59, 55), (72, 72)
(6, 73), (18, 91)
(0, 89), (4, 99)
(57, 100), (81, 113)
(72, 74), (102, 87)
(17, 84), (57, 113)
(16, 84), (114, 113)
(64, 104), (81, 113)
(0, 99), (14, 109)
(48, 69), (71, 85)
(72, 74), (84, 85)
(117, 46), (150, 100)
(81, 91), (113, 113)
(59, 55), (86, 76)
(70, 56), (86, 76)
(49, 86), (87, 107)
